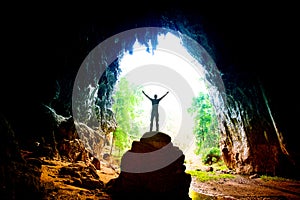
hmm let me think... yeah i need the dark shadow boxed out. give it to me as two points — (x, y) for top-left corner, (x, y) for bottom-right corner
(106, 131), (192, 200)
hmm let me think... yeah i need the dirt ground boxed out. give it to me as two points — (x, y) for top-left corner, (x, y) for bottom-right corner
(189, 174), (300, 200)
(40, 159), (300, 200)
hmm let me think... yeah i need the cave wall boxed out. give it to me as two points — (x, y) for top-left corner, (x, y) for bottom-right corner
(219, 72), (290, 176)
(220, 73), (299, 178)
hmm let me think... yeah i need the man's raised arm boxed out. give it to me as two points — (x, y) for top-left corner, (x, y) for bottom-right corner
(142, 90), (151, 100)
(159, 91), (169, 100)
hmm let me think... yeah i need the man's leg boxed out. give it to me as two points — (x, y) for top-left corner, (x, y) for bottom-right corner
(156, 113), (159, 131)
(150, 112), (154, 132)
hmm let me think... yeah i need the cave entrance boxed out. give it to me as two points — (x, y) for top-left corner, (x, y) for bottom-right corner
(110, 30), (226, 169)
(72, 27), (226, 171)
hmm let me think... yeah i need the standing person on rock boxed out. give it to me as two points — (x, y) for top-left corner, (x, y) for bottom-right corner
(142, 90), (169, 132)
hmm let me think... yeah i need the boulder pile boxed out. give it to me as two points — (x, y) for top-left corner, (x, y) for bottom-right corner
(107, 131), (191, 200)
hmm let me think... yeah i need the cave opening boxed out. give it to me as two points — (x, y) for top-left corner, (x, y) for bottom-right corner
(72, 27), (226, 170)
(71, 24), (299, 178)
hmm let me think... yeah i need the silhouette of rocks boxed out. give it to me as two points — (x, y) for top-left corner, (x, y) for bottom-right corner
(0, 114), (44, 199)
(107, 132), (192, 200)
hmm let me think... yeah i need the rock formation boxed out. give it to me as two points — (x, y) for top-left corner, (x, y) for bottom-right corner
(107, 132), (191, 200)
(0, 114), (44, 199)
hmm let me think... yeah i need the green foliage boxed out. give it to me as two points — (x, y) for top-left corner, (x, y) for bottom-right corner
(186, 170), (235, 182)
(112, 77), (144, 154)
(187, 91), (219, 155)
(201, 147), (221, 165)
(113, 128), (129, 154)
(260, 175), (290, 182)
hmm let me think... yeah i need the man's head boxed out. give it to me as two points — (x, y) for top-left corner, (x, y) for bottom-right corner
(154, 94), (157, 99)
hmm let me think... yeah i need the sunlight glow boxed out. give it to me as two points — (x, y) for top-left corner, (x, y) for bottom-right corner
(116, 32), (207, 158)
(73, 27), (223, 169)
(119, 33), (207, 95)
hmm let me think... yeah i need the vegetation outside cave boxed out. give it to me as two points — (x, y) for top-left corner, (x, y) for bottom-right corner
(107, 74), (221, 169)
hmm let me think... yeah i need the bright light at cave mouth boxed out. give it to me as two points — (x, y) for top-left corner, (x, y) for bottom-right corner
(115, 31), (208, 159)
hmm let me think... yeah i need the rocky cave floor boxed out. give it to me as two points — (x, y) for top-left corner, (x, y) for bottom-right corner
(38, 158), (300, 200)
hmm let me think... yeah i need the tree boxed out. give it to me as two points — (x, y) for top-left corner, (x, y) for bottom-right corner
(111, 77), (143, 155)
(188, 91), (219, 155)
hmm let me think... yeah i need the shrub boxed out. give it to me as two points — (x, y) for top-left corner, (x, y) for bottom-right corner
(202, 147), (221, 165)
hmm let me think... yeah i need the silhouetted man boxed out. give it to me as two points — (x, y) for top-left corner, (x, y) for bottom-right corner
(142, 90), (169, 132)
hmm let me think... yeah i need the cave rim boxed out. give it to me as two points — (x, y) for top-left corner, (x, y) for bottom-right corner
(72, 26), (226, 173)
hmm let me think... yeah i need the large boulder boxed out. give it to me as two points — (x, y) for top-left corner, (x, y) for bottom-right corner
(107, 131), (191, 200)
